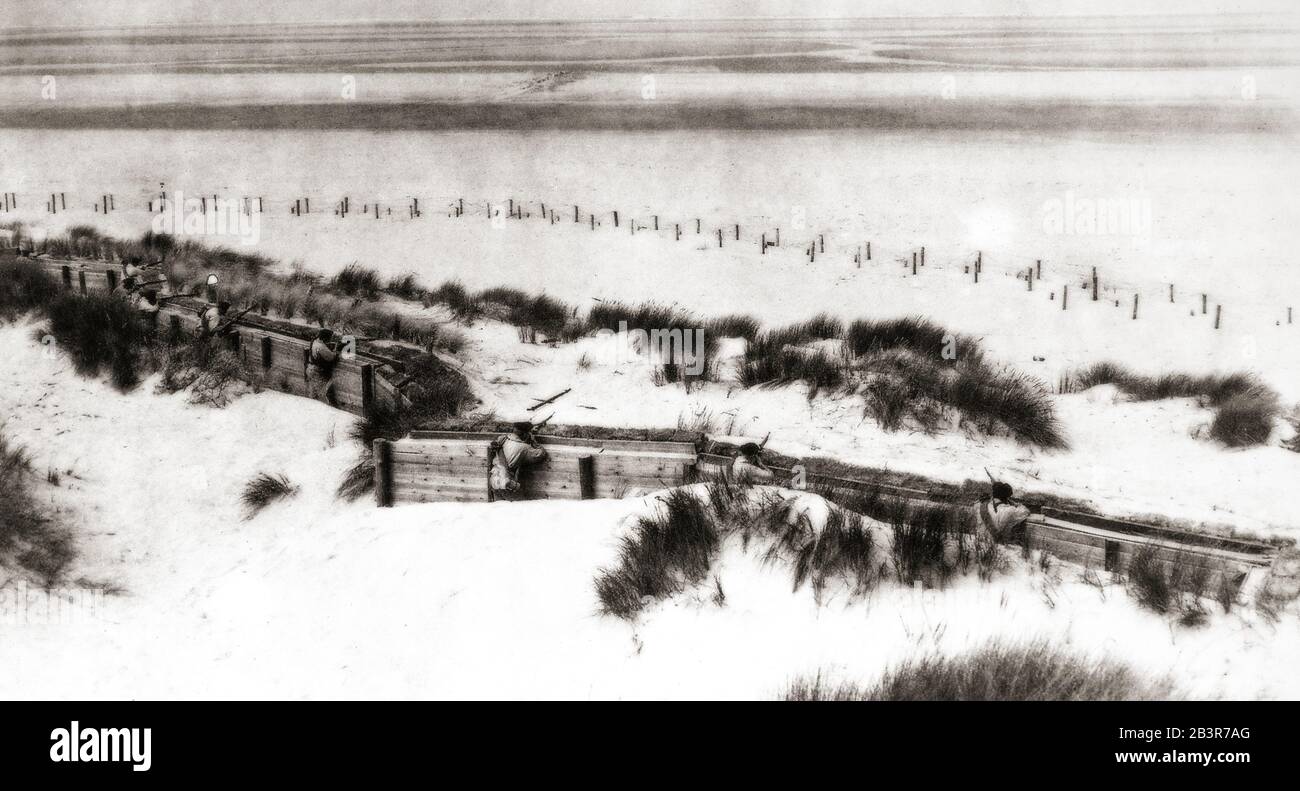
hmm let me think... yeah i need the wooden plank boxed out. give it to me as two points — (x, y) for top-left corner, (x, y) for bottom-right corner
(392, 460), (497, 477)
(393, 490), (487, 504)
(408, 430), (698, 454)
(391, 465), (491, 481)
(390, 478), (488, 495)
(1030, 533), (1106, 568)
(1040, 506), (1273, 556)
(546, 448), (698, 464)
(1029, 522), (1107, 549)
(1112, 542), (1245, 573)
(1030, 516), (1269, 567)
(391, 446), (489, 462)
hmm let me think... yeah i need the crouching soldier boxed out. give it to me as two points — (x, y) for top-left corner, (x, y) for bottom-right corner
(975, 481), (1031, 545)
(132, 288), (160, 332)
(730, 442), (774, 485)
(308, 328), (340, 407)
(199, 300), (230, 338)
(489, 422), (548, 500)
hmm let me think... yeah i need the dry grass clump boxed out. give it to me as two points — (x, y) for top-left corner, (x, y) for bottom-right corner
(0, 430), (75, 584)
(240, 472), (299, 519)
(1066, 362), (1279, 448)
(784, 638), (1177, 701)
(0, 255), (60, 320)
(1125, 544), (1223, 626)
(44, 292), (149, 391)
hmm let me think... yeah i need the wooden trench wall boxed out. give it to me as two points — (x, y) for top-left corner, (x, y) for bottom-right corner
(29, 257), (406, 416)
(374, 431), (700, 506)
(12, 255), (1286, 595)
(692, 453), (1277, 596)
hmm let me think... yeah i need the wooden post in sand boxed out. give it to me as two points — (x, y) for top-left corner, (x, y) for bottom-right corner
(920, 246), (925, 266)
(1092, 267), (1099, 301)
(675, 223), (681, 241)
(613, 211), (619, 228)
(866, 240), (870, 260)
(1132, 293), (1139, 320)
(360, 364), (374, 412)
(578, 455), (595, 500)
(1036, 259), (1041, 279)
(717, 228), (723, 248)
(1202, 294), (1207, 315)
(735, 224), (740, 241)
(373, 439), (393, 507)
(696, 219), (701, 234)
(1215, 305), (1222, 329)
(912, 252), (917, 275)
(1062, 285), (1068, 310)
(574, 205), (579, 223)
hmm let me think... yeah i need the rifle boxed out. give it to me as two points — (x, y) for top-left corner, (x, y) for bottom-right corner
(212, 306), (254, 337)
(157, 290), (199, 303)
(531, 412), (555, 434)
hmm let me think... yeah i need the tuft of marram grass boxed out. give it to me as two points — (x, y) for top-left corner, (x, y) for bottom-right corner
(337, 455), (376, 502)
(240, 472), (298, 519)
(785, 638), (1177, 701)
(1068, 361), (1279, 448)
(1126, 544), (1215, 626)
(1210, 394), (1278, 447)
(385, 272), (424, 301)
(0, 256), (61, 320)
(45, 291), (149, 391)
(595, 488), (720, 620)
(0, 429), (75, 584)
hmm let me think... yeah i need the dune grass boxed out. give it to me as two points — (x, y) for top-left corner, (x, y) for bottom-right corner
(594, 477), (1001, 620)
(1067, 361), (1280, 447)
(240, 472), (299, 519)
(595, 488), (720, 620)
(0, 256), (60, 320)
(784, 638), (1176, 701)
(44, 291), (149, 391)
(1125, 544), (1217, 626)
(0, 430), (75, 585)
(330, 263), (382, 300)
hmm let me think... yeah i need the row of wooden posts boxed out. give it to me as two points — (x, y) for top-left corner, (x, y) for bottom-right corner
(7, 188), (1293, 329)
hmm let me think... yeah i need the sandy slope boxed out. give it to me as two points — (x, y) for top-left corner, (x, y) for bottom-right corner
(1, 322), (1297, 700)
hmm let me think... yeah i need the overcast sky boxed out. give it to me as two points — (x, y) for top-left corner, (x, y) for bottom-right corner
(5, 0), (1296, 29)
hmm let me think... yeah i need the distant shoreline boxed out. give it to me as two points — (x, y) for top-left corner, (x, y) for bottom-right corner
(3, 100), (1293, 134)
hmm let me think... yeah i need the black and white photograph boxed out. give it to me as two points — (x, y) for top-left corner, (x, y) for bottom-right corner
(1, 0), (1298, 726)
